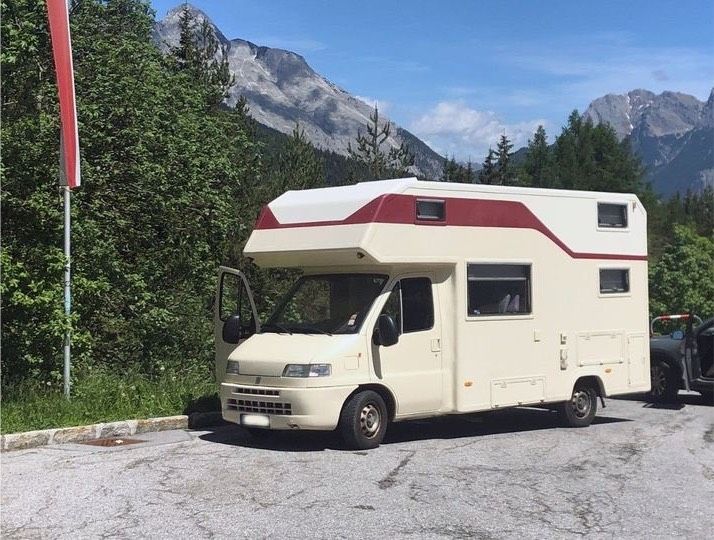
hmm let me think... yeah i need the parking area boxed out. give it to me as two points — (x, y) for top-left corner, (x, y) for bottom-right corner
(1, 395), (712, 539)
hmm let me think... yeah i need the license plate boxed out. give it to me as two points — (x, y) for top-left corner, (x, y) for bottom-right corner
(241, 414), (270, 428)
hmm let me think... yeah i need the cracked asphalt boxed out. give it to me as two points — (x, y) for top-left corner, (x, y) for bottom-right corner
(2, 395), (712, 539)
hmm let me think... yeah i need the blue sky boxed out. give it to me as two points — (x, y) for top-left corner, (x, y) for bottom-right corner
(151, 0), (714, 160)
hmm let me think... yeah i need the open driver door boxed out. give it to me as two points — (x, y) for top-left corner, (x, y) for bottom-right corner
(214, 266), (260, 382)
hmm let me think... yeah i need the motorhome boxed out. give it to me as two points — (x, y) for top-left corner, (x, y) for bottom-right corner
(215, 178), (650, 449)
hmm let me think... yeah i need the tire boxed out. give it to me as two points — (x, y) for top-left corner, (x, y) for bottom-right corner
(339, 390), (388, 450)
(648, 359), (679, 403)
(558, 383), (598, 427)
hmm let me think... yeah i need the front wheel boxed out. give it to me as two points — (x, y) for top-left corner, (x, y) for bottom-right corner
(558, 384), (597, 427)
(339, 390), (388, 450)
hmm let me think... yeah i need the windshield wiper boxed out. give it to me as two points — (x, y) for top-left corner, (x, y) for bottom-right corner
(261, 322), (293, 335)
(295, 324), (332, 336)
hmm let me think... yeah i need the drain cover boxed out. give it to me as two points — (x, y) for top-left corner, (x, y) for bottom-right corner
(82, 437), (145, 447)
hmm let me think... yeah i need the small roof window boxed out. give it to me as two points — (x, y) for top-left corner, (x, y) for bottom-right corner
(416, 199), (445, 221)
(598, 203), (628, 229)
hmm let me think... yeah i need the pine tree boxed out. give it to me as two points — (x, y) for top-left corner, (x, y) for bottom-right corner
(552, 110), (643, 193)
(275, 124), (325, 193)
(466, 159), (474, 183)
(523, 125), (552, 187)
(478, 148), (498, 184)
(170, 5), (234, 107)
(495, 133), (515, 185)
(347, 106), (414, 180)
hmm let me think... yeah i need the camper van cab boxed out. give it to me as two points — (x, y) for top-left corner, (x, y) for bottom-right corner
(216, 178), (650, 449)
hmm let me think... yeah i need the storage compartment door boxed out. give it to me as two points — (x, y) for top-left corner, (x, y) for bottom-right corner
(490, 376), (545, 408)
(627, 333), (648, 387)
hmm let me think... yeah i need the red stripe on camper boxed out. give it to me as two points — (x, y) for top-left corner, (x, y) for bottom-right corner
(254, 194), (647, 261)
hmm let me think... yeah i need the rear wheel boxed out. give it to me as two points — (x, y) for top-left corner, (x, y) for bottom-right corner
(339, 390), (388, 450)
(649, 359), (679, 402)
(559, 383), (597, 427)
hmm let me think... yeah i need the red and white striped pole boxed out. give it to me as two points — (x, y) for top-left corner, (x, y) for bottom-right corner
(46, 0), (81, 398)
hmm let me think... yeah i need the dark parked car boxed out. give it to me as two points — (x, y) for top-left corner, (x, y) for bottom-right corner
(649, 314), (714, 402)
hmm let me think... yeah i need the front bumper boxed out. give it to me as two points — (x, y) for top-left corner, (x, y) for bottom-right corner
(220, 382), (357, 431)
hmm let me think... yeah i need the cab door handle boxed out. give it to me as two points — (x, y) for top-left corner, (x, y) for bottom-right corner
(431, 338), (441, 352)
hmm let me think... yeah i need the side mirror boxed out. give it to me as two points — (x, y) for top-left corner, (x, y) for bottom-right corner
(376, 314), (399, 347)
(222, 314), (242, 344)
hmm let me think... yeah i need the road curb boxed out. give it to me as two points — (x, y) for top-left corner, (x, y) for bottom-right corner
(1, 412), (225, 452)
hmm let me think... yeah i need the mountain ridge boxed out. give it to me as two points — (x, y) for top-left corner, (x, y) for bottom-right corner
(153, 4), (444, 179)
(583, 88), (713, 195)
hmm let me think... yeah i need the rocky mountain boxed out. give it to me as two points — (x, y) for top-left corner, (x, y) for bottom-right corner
(584, 89), (714, 195)
(154, 5), (443, 179)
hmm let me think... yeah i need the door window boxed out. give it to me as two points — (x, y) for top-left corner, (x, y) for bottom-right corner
(380, 277), (434, 334)
(219, 273), (241, 321)
(219, 272), (256, 335)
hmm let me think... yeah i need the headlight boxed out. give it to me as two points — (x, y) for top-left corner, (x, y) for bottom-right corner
(226, 360), (240, 375)
(282, 363), (332, 377)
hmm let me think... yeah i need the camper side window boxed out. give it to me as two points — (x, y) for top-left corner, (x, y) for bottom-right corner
(467, 264), (531, 316)
(599, 268), (630, 294)
(598, 203), (628, 228)
(380, 278), (434, 333)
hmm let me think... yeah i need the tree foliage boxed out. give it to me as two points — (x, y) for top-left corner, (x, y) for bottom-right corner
(170, 4), (234, 107)
(478, 148), (497, 184)
(649, 225), (714, 317)
(441, 155), (474, 183)
(347, 106), (414, 180)
(494, 134), (516, 185)
(1, 0), (264, 385)
(523, 125), (552, 188)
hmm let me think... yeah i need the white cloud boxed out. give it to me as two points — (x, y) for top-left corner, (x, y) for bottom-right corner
(410, 101), (546, 161)
(355, 95), (391, 114)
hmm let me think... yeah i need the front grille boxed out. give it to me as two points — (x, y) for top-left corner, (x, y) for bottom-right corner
(226, 398), (292, 415)
(232, 386), (280, 397)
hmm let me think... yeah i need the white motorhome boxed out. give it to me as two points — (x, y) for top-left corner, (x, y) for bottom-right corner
(215, 178), (650, 449)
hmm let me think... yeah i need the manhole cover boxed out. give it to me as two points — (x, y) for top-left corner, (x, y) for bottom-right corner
(82, 437), (145, 447)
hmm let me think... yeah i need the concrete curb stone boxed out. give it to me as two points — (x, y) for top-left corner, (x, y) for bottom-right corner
(136, 415), (187, 434)
(2, 411), (225, 452)
(52, 425), (96, 445)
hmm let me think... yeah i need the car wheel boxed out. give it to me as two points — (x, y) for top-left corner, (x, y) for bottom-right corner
(649, 359), (678, 402)
(559, 384), (598, 427)
(339, 390), (388, 450)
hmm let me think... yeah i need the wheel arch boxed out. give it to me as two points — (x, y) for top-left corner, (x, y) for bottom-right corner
(344, 384), (397, 422)
(574, 375), (607, 398)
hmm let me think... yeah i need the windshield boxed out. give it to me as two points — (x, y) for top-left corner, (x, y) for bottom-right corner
(263, 274), (388, 335)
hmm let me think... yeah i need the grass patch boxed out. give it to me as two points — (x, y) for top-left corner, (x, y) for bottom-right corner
(0, 367), (219, 434)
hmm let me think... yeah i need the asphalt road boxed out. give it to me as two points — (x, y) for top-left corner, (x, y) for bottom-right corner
(2, 394), (712, 539)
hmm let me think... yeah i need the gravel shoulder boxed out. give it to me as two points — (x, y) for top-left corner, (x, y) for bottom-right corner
(1, 395), (712, 539)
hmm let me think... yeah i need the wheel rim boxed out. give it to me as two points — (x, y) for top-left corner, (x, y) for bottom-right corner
(570, 390), (592, 419)
(359, 403), (381, 438)
(651, 364), (667, 396)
